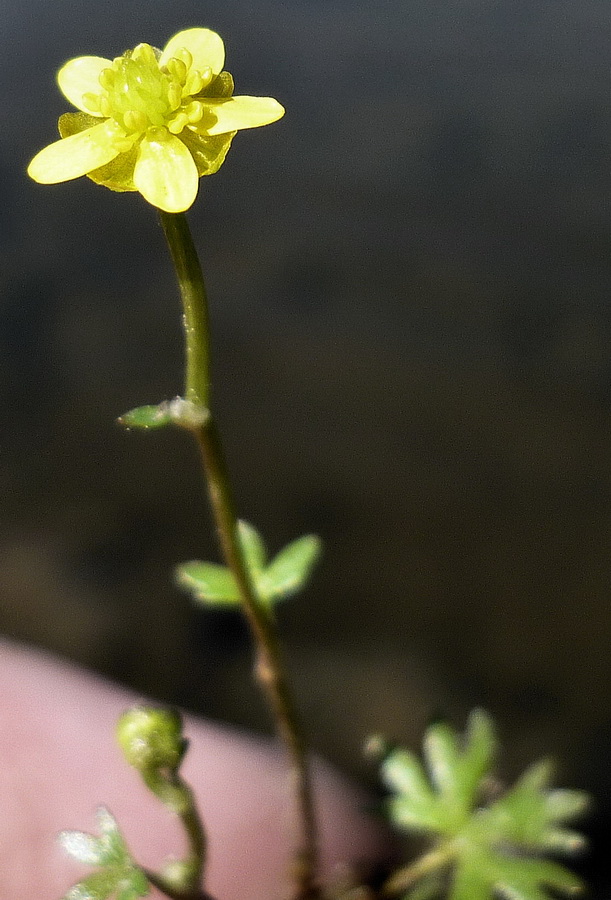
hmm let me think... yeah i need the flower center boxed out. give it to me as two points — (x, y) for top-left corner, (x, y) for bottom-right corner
(83, 42), (213, 139)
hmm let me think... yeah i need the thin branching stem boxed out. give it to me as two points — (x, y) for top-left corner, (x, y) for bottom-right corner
(159, 210), (319, 900)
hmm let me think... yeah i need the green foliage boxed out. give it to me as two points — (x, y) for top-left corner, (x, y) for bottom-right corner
(118, 398), (209, 430)
(59, 808), (149, 900)
(117, 404), (173, 430)
(176, 520), (322, 609)
(379, 710), (589, 900)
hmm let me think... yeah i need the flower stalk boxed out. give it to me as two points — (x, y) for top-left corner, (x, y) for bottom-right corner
(116, 706), (208, 897)
(159, 210), (319, 900)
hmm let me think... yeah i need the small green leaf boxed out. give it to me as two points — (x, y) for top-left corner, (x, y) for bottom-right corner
(96, 808), (130, 865)
(63, 869), (119, 900)
(450, 855), (490, 900)
(484, 758), (590, 855)
(545, 789), (590, 823)
(58, 831), (105, 866)
(382, 748), (434, 805)
(117, 404), (173, 430)
(60, 809), (149, 900)
(453, 709), (497, 810)
(492, 854), (584, 900)
(177, 525), (321, 610)
(118, 398), (209, 430)
(424, 722), (461, 800)
(237, 520), (267, 576)
(389, 795), (446, 834)
(260, 534), (322, 601)
(114, 869), (150, 900)
(175, 561), (240, 605)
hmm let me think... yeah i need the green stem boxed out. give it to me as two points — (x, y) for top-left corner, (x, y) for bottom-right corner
(159, 211), (319, 900)
(145, 869), (213, 900)
(142, 768), (206, 892)
(382, 844), (455, 896)
(159, 212), (210, 407)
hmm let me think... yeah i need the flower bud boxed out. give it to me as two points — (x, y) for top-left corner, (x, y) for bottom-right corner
(117, 706), (185, 771)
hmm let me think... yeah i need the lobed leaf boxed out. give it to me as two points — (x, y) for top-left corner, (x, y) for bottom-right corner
(379, 711), (589, 900)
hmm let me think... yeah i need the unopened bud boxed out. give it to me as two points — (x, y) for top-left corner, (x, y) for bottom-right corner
(117, 706), (185, 771)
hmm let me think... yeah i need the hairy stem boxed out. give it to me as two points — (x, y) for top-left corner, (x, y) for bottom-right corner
(159, 210), (319, 899)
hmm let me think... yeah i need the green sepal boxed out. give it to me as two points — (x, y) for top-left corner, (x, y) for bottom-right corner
(179, 128), (236, 178)
(117, 404), (173, 430)
(59, 112), (138, 193)
(201, 70), (235, 98)
(177, 522), (322, 608)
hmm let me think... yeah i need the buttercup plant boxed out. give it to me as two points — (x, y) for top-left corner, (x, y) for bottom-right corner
(26, 25), (589, 900)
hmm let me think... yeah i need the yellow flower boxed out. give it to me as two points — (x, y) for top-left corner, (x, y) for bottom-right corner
(27, 28), (285, 213)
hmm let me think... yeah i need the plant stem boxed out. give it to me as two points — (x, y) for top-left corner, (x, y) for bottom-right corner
(159, 211), (319, 899)
(159, 212), (210, 408)
(146, 869), (213, 900)
(382, 844), (455, 896)
(142, 767), (206, 893)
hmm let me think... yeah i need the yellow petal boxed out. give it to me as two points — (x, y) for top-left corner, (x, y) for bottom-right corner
(27, 120), (123, 184)
(133, 132), (198, 212)
(199, 96), (285, 136)
(57, 56), (112, 113)
(160, 28), (225, 75)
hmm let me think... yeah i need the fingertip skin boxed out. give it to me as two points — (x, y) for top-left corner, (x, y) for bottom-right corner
(0, 640), (391, 900)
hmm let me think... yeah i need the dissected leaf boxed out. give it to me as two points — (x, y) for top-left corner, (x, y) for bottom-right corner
(378, 711), (589, 900)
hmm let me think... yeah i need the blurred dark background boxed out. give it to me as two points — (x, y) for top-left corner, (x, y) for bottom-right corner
(1, 0), (610, 890)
